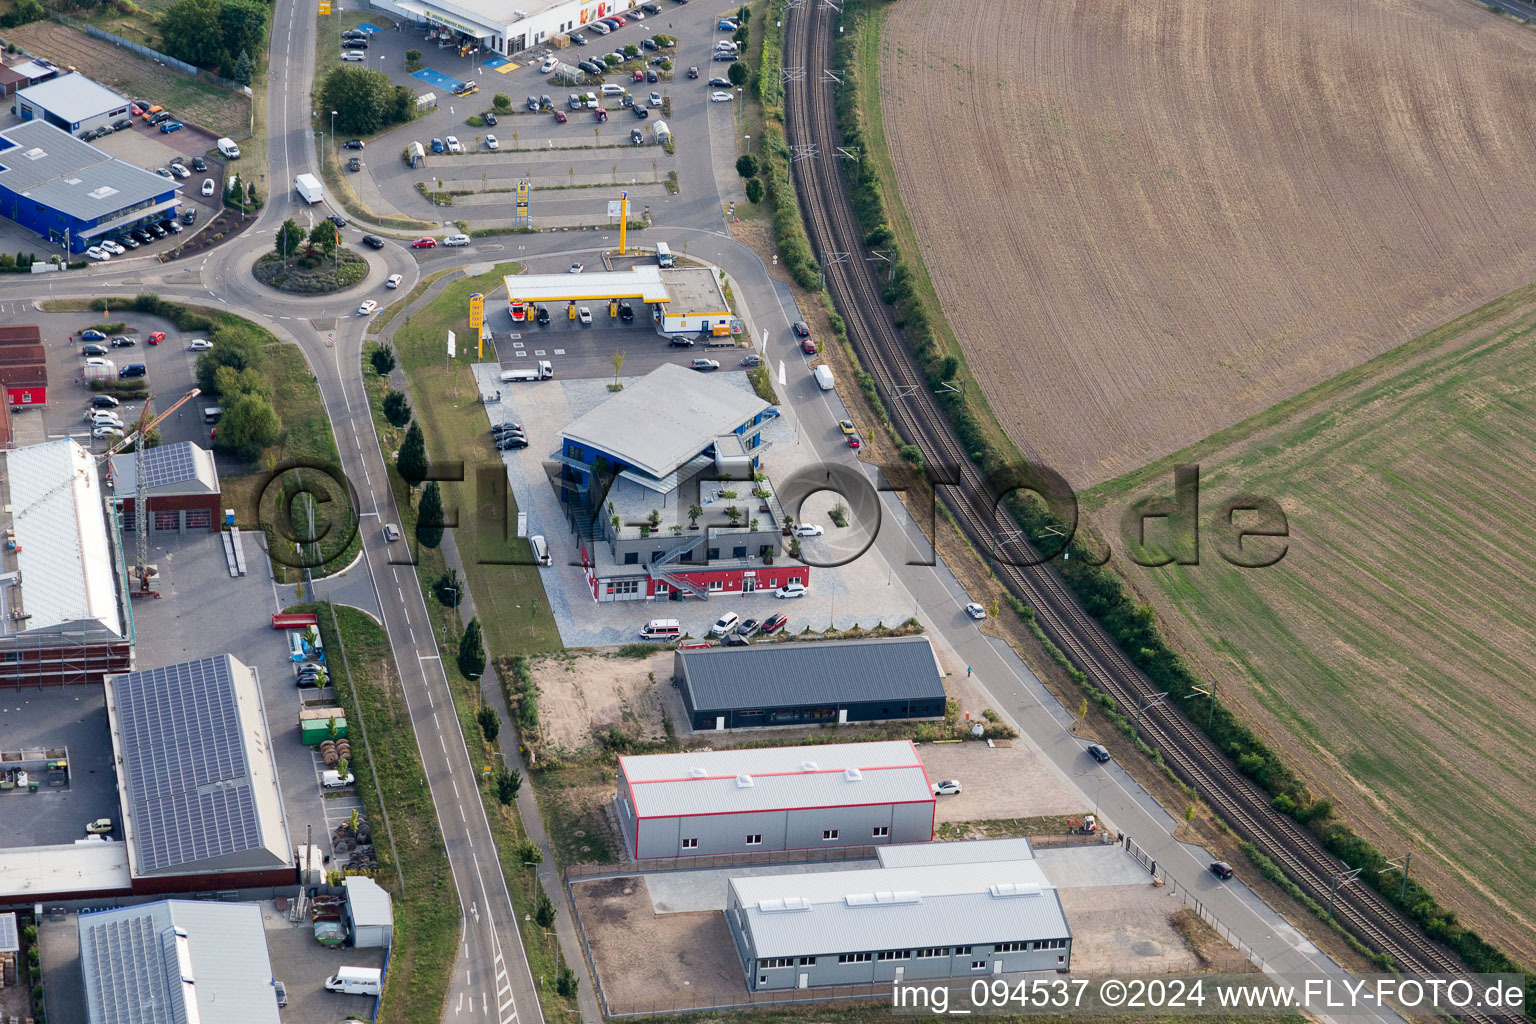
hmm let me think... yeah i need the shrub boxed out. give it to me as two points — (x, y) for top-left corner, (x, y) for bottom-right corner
(476, 704), (499, 742)
(492, 92), (511, 110)
(745, 177), (764, 203)
(735, 153), (759, 178)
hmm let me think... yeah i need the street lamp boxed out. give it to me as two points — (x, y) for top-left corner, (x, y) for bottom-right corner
(331, 110), (338, 160)
(744, 134), (750, 155)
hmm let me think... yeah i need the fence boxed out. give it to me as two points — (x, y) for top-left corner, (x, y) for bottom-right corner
(1121, 835), (1265, 969)
(565, 843), (884, 877)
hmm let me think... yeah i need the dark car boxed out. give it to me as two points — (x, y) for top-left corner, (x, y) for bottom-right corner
(642, 37), (659, 51)
(1086, 744), (1111, 763)
(343, 139), (364, 150)
(496, 435), (529, 450)
(792, 320), (811, 338)
(343, 38), (368, 49)
(570, 31), (586, 44)
(327, 214), (346, 229)
(92, 394), (121, 409)
(115, 234), (139, 249)
(81, 343), (108, 356)
(1210, 862), (1234, 881)
(536, 306), (551, 326)
(132, 228), (155, 244)
(362, 234), (385, 249)
(150, 112), (173, 125)
(112, 118), (134, 131)
(146, 223), (167, 238)
(761, 612), (788, 634)
(348, 156), (361, 172)
(492, 421), (524, 434)
(632, 105), (648, 118)
(647, 68), (659, 82)
(687, 66), (699, 78)
(483, 111), (497, 126)
(737, 618), (760, 637)
(181, 208), (197, 225)
(110, 336), (136, 348)
(527, 95), (540, 111)
(642, 1), (662, 10)
(709, 77), (731, 88)
(668, 336), (695, 347)
(191, 156), (207, 172)
(618, 301), (633, 321)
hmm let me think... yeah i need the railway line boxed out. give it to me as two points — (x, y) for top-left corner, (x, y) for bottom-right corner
(778, 3), (1500, 1016)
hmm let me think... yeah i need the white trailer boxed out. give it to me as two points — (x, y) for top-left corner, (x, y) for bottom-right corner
(295, 173), (324, 204)
(501, 360), (553, 382)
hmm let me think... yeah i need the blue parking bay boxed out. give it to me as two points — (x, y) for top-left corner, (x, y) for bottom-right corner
(411, 67), (465, 91)
(482, 55), (510, 69)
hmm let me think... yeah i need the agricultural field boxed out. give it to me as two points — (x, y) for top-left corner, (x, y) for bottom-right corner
(1082, 286), (1536, 964)
(878, 0), (1536, 485)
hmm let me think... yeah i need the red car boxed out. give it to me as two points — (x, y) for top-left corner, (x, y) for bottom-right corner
(801, 338), (817, 355)
(411, 237), (437, 249)
(610, 14), (625, 25)
(554, 109), (567, 123)
(760, 612), (788, 635)
(632, 69), (644, 82)
(595, 108), (608, 122)
(147, 331), (165, 345)
(847, 435), (862, 450)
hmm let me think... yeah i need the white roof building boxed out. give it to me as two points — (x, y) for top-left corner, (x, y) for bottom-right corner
(15, 73), (130, 129)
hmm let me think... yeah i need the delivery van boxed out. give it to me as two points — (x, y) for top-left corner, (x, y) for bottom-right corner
(813, 364), (834, 390)
(530, 535), (551, 566)
(321, 770), (355, 789)
(217, 137), (241, 158)
(324, 966), (382, 995)
(656, 241), (674, 267)
(639, 618), (681, 641)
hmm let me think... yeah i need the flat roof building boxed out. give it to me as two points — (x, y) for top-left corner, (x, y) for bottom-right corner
(15, 73), (130, 137)
(675, 635), (948, 731)
(616, 740), (935, 861)
(726, 838), (1072, 991)
(502, 264), (734, 335)
(79, 900), (281, 1024)
(375, 0), (637, 62)
(0, 120), (181, 253)
(0, 439), (130, 685)
(344, 875), (395, 948)
(105, 654), (295, 889)
(0, 58), (59, 97)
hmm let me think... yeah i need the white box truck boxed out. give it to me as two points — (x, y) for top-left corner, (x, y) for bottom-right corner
(501, 360), (553, 382)
(295, 173), (324, 204)
(324, 966), (382, 995)
(655, 241), (674, 267)
(813, 364), (835, 390)
(217, 137), (241, 158)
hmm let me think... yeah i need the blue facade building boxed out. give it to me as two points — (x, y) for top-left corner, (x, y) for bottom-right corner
(0, 120), (180, 253)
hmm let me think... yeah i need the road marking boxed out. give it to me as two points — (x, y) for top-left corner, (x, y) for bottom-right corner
(459, 802), (466, 821)
(397, 587), (403, 603)
(440, 734), (448, 753)
(420, 653), (441, 660)
(452, 777), (460, 799)
(433, 711), (440, 729)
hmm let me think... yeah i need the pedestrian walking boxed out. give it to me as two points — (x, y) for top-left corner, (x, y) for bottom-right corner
(966, 666), (972, 677)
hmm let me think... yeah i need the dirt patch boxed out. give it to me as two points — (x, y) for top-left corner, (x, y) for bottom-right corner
(881, 0), (1536, 485)
(571, 875), (746, 1014)
(1057, 885), (1204, 974)
(920, 740), (1087, 825)
(1170, 907), (1258, 974)
(529, 649), (672, 757)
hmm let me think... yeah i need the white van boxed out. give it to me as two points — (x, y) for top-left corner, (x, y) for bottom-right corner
(530, 535), (551, 567)
(709, 612), (740, 637)
(813, 364), (835, 390)
(321, 770), (355, 789)
(324, 966), (381, 995)
(217, 137), (241, 159)
(656, 241), (674, 268)
(639, 618), (681, 641)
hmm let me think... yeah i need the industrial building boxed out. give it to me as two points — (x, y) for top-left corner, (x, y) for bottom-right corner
(0, 57), (59, 97)
(105, 654), (296, 891)
(558, 364), (802, 602)
(615, 740), (935, 860)
(111, 441), (222, 533)
(675, 636), (948, 731)
(14, 73), (131, 137)
(344, 875), (395, 948)
(374, 0), (649, 61)
(0, 439), (131, 686)
(726, 838), (1072, 991)
(0, 120), (182, 253)
(79, 900), (281, 1024)
(503, 264), (735, 337)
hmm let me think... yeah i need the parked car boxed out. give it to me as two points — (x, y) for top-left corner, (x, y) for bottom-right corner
(358, 300), (379, 315)
(643, 38), (659, 51)
(737, 618), (760, 638)
(99, 240), (125, 256)
(86, 817), (114, 835)
(618, 301), (634, 321)
(1086, 744), (1111, 763)
(629, 8), (645, 18)
(363, 234), (386, 249)
(740, 352), (761, 367)
(492, 421), (523, 435)
(710, 91), (733, 102)
(632, 69), (645, 83)
(348, 156), (362, 171)
(554, 110), (567, 123)
(81, 329), (107, 341)
(535, 307), (551, 326)
(649, 91), (662, 106)
(642, 1), (662, 11)
(91, 425), (123, 440)
(719, 18), (739, 30)
(341, 50), (366, 62)
(483, 111), (497, 125)
(540, 56), (559, 73)
(689, 358), (720, 371)
(774, 581), (807, 598)
(577, 306), (593, 325)
(158, 121), (184, 134)
(202, 177), (216, 195)
(570, 31), (586, 44)
(709, 77), (731, 88)
(132, 228), (155, 244)
(85, 246), (111, 261)
(431, 137), (445, 153)
(569, 262), (584, 273)
(188, 338), (213, 351)
(667, 336), (695, 347)
(115, 234), (139, 249)
(631, 127), (645, 145)
(709, 612), (741, 637)
(411, 237), (437, 248)
(792, 524), (823, 538)
(191, 156), (207, 171)
(453, 81), (477, 95)
(801, 337), (818, 354)
(82, 343), (109, 356)
(485, 135), (499, 150)
(154, 168), (173, 179)
(112, 118), (134, 131)
(1210, 862), (1234, 880)
(92, 394), (121, 408)
(647, 68), (659, 81)
(632, 105), (648, 118)
(146, 222), (167, 238)
(343, 138), (364, 150)
(932, 779), (962, 796)
(496, 435), (529, 450)
(595, 108), (608, 122)
(110, 335), (135, 347)
(760, 612), (788, 635)
(761, 405), (780, 419)
(147, 331), (164, 345)
(386, 273), (403, 289)
(964, 602), (987, 620)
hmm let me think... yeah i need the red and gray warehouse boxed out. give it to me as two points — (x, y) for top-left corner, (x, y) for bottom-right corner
(615, 741), (936, 861)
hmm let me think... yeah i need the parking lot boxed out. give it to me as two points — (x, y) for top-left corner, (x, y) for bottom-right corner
(0, 687), (119, 848)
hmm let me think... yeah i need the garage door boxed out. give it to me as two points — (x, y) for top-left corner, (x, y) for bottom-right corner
(184, 508), (212, 531)
(153, 510), (181, 532)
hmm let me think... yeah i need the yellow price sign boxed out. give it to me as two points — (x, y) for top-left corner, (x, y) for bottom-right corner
(469, 292), (484, 330)
(318, 1), (331, 13)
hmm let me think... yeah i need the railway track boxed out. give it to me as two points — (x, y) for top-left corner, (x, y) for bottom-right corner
(779, 4), (1501, 1016)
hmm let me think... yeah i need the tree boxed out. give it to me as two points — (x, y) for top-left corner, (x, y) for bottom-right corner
(382, 389), (411, 427)
(219, 0), (268, 75)
(733, 24), (749, 47)
(459, 618), (486, 680)
(735, 154), (758, 178)
(161, 0), (225, 70)
(727, 61), (748, 87)
(308, 219), (341, 252)
(556, 968), (578, 999)
(275, 218), (304, 262)
(416, 481), (445, 548)
(196, 327), (267, 394)
(495, 768), (522, 806)
(623, 43), (640, 58)
(433, 567), (463, 608)
(321, 65), (399, 135)
(214, 391), (281, 462)
(370, 345), (397, 375)
(603, 53), (621, 67)
(0, 0), (45, 29)
(397, 422), (428, 487)
(476, 704), (499, 742)
(687, 503), (703, 529)
(534, 890), (556, 928)
(213, 364), (271, 401)
(745, 177), (764, 204)
(610, 348), (625, 388)
(405, 48), (422, 63)
(492, 92), (511, 111)
(232, 50), (253, 86)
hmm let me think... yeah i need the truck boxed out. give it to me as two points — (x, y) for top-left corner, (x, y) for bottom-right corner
(813, 364), (835, 391)
(295, 173), (323, 204)
(655, 241), (674, 267)
(501, 360), (553, 382)
(324, 966), (383, 996)
(299, 707), (348, 745)
(82, 360), (115, 383)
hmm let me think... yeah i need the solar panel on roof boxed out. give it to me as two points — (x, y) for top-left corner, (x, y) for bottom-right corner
(137, 442), (201, 490)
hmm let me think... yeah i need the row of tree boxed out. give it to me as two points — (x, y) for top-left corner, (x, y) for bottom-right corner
(193, 322), (281, 462)
(321, 65), (416, 136)
(161, 0), (266, 82)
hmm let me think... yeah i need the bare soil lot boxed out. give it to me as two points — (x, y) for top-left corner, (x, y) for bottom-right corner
(920, 740), (1087, 825)
(530, 649), (672, 757)
(1057, 885), (1205, 974)
(880, 0), (1536, 484)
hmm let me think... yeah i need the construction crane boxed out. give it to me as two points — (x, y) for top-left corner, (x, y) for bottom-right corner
(103, 387), (201, 599)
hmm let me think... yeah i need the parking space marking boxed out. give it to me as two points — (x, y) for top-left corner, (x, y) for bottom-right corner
(553, 349), (566, 355)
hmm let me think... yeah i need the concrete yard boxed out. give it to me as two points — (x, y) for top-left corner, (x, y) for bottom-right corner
(0, 686), (118, 848)
(1036, 844), (1158, 888)
(642, 857), (878, 914)
(920, 739), (1092, 826)
(1057, 884), (1205, 974)
(261, 899), (388, 1023)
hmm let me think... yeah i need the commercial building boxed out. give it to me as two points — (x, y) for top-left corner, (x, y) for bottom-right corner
(0, 58), (59, 98)
(374, 0), (644, 59)
(344, 875), (395, 947)
(726, 838), (1072, 991)
(110, 441), (222, 533)
(14, 73), (130, 137)
(79, 900), (281, 1024)
(675, 636), (948, 731)
(105, 654), (296, 891)
(0, 120), (182, 253)
(0, 325), (49, 408)
(615, 740), (935, 860)
(502, 264), (736, 337)
(0, 439), (131, 686)
(557, 364), (803, 601)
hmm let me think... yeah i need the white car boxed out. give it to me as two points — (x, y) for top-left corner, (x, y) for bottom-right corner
(187, 338), (213, 351)
(577, 306), (593, 325)
(443, 234), (471, 246)
(88, 411), (123, 426)
(168, 163), (190, 179)
(486, 134), (499, 150)
(341, 50), (366, 62)
(539, 56), (559, 73)
(98, 239), (125, 255)
(445, 135), (462, 153)
(568, 262), (584, 273)
(791, 524), (823, 538)
(710, 91), (733, 102)
(964, 602), (987, 620)
(358, 300), (379, 315)
(201, 178), (215, 196)
(385, 273), (403, 289)
(649, 91), (662, 107)
(774, 582), (807, 599)
(932, 779), (962, 796)
(91, 425), (123, 440)
(85, 246), (110, 261)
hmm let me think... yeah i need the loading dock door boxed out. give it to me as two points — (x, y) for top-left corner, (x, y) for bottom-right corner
(798, 973), (808, 989)
(716, 716), (725, 730)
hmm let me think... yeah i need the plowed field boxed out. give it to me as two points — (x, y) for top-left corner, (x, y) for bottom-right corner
(879, 0), (1536, 484)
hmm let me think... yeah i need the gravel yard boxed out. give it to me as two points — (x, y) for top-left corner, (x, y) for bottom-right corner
(920, 738), (1090, 824)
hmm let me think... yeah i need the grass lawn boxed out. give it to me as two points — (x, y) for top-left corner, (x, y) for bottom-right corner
(1082, 284), (1536, 963)
(299, 603), (458, 1024)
